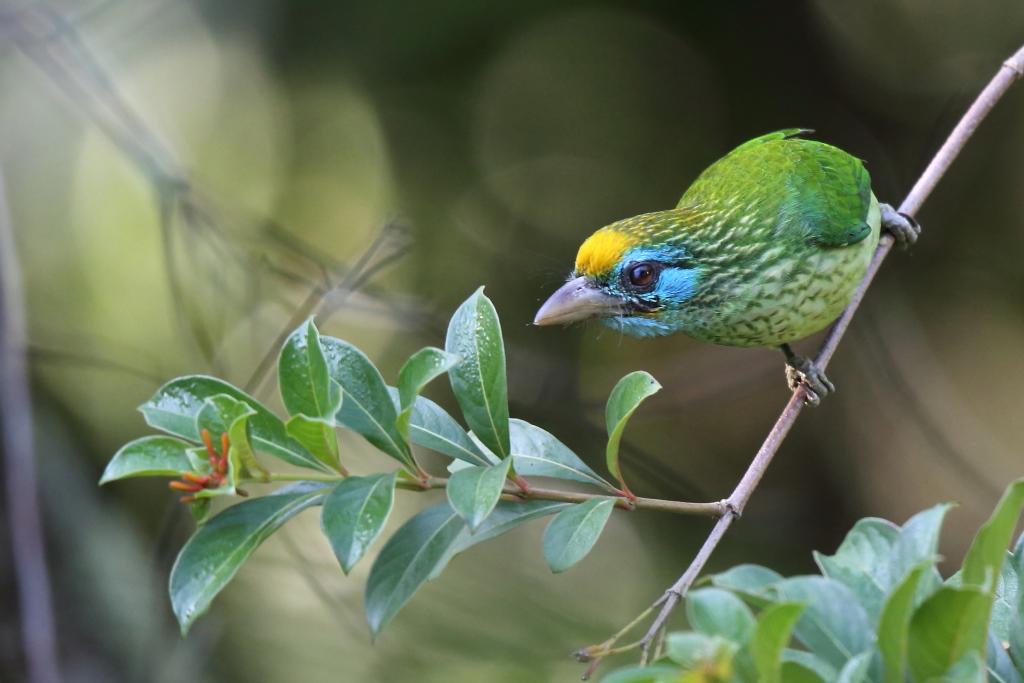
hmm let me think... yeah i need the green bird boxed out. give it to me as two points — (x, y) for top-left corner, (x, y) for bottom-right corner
(533, 129), (918, 404)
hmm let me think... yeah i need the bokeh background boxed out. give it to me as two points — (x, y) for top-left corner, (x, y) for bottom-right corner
(2, 1), (1024, 681)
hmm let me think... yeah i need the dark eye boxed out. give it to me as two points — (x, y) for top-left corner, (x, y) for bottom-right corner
(627, 262), (657, 288)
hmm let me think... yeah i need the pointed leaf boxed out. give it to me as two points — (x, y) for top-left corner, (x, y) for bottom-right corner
(285, 413), (341, 471)
(711, 564), (785, 606)
(836, 651), (873, 683)
(948, 552), (1019, 641)
(542, 498), (615, 573)
(446, 459), (511, 530)
(752, 602), (806, 683)
(196, 394), (256, 446)
(961, 478), (1024, 590)
(444, 287), (510, 459)
(396, 348), (461, 442)
(139, 376), (323, 470)
(813, 517), (900, 621)
(169, 481), (330, 634)
(598, 664), (684, 683)
(878, 560), (933, 683)
(365, 503), (467, 637)
(891, 503), (954, 603)
(510, 419), (616, 491)
(321, 337), (415, 470)
(929, 651), (987, 683)
(226, 406), (269, 481)
(769, 577), (872, 670)
(605, 371), (660, 492)
(686, 587), (756, 644)
(100, 436), (194, 483)
(782, 650), (837, 683)
(907, 585), (991, 681)
(320, 472), (397, 574)
(389, 390), (496, 467)
(987, 628), (1022, 683)
(278, 318), (338, 419)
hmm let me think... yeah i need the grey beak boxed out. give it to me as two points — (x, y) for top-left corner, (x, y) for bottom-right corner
(534, 276), (627, 325)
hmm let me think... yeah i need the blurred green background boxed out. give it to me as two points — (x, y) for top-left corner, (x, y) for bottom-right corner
(2, 0), (1024, 681)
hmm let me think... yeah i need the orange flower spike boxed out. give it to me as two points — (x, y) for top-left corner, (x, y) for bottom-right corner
(179, 495), (196, 504)
(219, 432), (230, 473)
(181, 472), (211, 486)
(201, 428), (217, 468)
(170, 481), (204, 492)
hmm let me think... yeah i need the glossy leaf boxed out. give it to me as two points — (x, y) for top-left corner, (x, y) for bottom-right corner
(907, 586), (990, 681)
(813, 517), (900, 621)
(285, 414), (341, 471)
(961, 478), (1024, 590)
(751, 602), (806, 683)
(605, 371), (660, 492)
(396, 347), (460, 442)
(446, 459), (511, 530)
(100, 436), (193, 483)
(278, 318), (338, 419)
(139, 375), (323, 470)
(509, 419), (616, 492)
(169, 481), (330, 634)
(320, 473), (397, 574)
(444, 287), (510, 459)
(226, 403), (269, 481)
(389, 390), (496, 467)
(321, 337), (415, 471)
(365, 503), (467, 637)
(770, 576), (872, 670)
(686, 587), (756, 644)
(878, 561), (932, 683)
(542, 498), (615, 573)
(195, 395), (255, 444)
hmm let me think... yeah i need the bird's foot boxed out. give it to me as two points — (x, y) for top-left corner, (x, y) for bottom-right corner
(783, 353), (835, 407)
(879, 203), (920, 249)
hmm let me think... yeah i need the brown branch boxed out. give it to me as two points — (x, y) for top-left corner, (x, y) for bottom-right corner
(580, 44), (1024, 672)
(0, 168), (62, 682)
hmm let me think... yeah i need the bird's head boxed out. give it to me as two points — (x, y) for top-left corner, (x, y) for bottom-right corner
(534, 212), (702, 337)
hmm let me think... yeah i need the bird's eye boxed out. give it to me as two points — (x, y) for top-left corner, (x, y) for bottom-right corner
(627, 262), (657, 288)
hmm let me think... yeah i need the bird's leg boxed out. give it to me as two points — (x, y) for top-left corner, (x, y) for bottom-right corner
(879, 203), (920, 249)
(780, 344), (835, 407)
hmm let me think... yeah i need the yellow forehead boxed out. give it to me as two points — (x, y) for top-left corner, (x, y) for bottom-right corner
(575, 229), (633, 277)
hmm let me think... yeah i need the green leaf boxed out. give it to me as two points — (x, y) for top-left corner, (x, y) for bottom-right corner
(948, 552), (1019, 641)
(396, 347), (461, 442)
(285, 414), (341, 471)
(226, 404), (269, 482)
(752, 602), (806, 683)
(907, 586), (991, 681)
(782, 650), (837, 683)
(891, 503), (954, 603)
(196, 394), (256, 445)
(321, 337), (416, 471)
(169, 481), (330, 634)
(664, 632), (739, 677)
(278, 318), (338, 419)
(365, 503), (467, 637)
(100, 436), (194, 483)
(139, 376), (323, 471)
(542, 498), (616, 573)
(446, 459), (511, 530)
(605, 371), (660, 493)
(813, 517), (901, 621)
(961, 478), (1024, 590)
(987, 629), (1022, 683)
(711, 564), (784, 607)
(390, 390), (496, 467)
(189, 497), (211, 525)
(878, 561), (933, 683)
(686, 587), (756, 644)
(444, 287), (510, 459)
(509, 419), (616, 492)
(598, 664), (684, 683)
(927, 651), (987, 683)
(320, 473), (397, 574)
(769, 577), (872, 670)
(836, 651), (872, 683)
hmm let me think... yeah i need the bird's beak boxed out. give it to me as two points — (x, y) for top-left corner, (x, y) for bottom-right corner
(534, 276), (627, 325)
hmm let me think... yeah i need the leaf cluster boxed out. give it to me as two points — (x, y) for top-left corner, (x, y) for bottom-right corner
(603, 479), (1024, 683)
(101, 288), (658, 636)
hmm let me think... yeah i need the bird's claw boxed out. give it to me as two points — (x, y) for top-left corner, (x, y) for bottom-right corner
(879, 203), (920, 249)
(785, 355), (835, 406)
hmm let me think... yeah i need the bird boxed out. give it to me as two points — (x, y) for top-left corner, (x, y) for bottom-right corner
(533, 129), (919, 405)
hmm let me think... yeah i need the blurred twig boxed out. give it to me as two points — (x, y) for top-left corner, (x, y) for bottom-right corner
(0, 167), (61, 681)
(580, 43), (1024, 673)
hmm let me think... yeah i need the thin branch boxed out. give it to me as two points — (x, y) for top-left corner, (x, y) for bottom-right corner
(581, 44), (1024, 670)
(0, 168), (62, 682)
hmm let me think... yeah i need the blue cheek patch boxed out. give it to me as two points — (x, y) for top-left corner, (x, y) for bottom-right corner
(655, 267), (699, 304)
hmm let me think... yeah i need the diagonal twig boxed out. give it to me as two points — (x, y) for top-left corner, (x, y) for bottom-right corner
(579, 43), (1024, 672)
